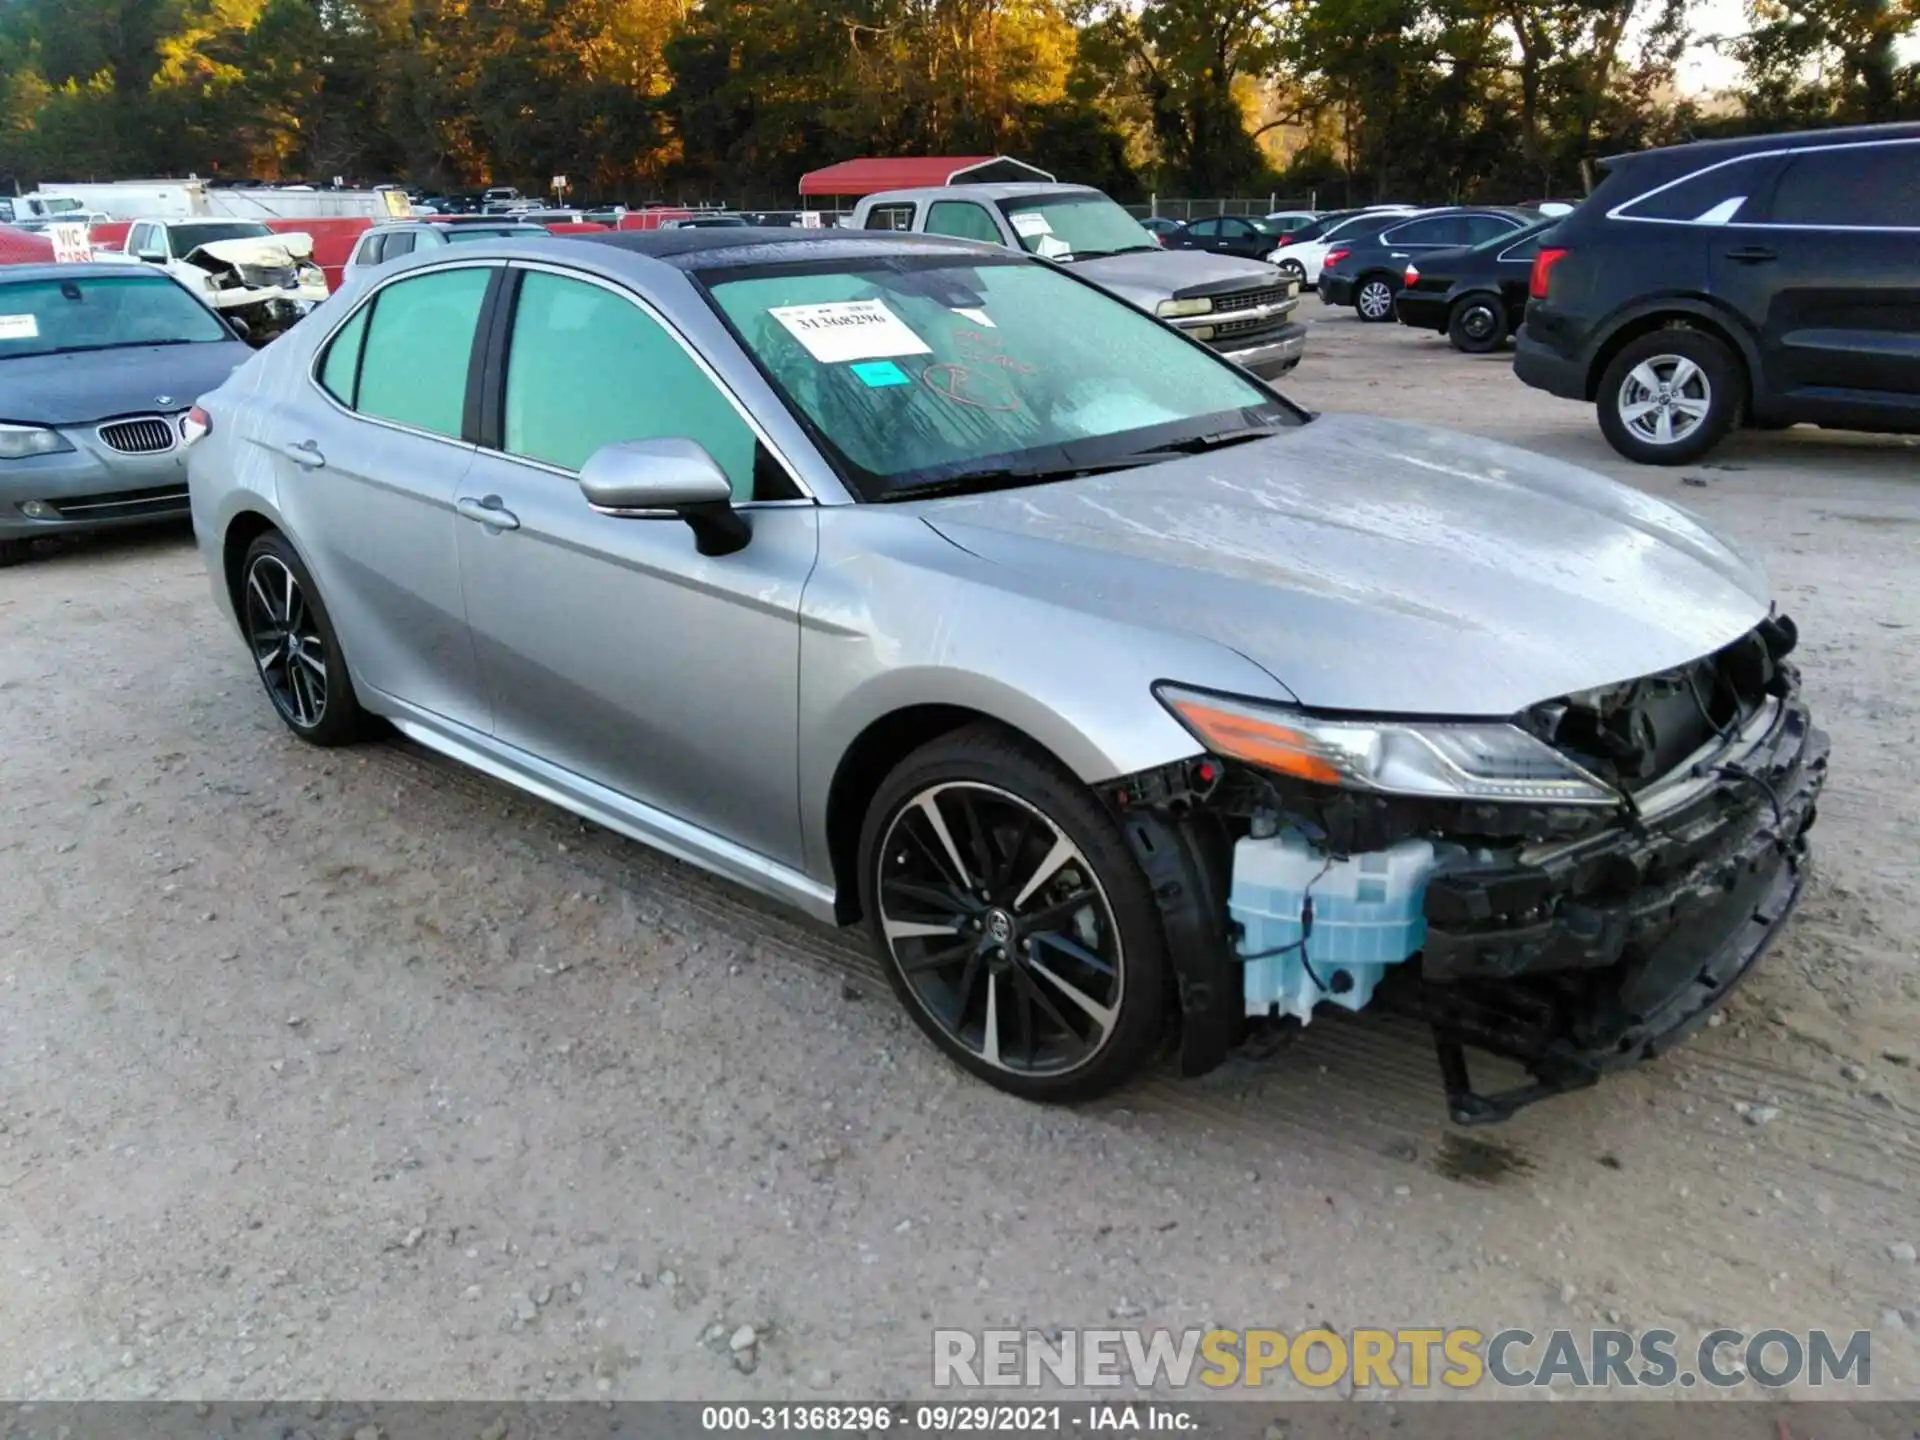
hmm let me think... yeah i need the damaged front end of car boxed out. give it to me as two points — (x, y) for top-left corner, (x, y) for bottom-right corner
(1110, 614), (1828, 1123)
(181, 235), (329, 341)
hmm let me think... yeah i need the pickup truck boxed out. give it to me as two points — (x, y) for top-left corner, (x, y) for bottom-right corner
(850, 183), (1307, 379)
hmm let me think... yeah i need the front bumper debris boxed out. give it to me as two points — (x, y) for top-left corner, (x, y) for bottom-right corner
(1393, 696), (1825, 1123)
(1109, 623), (1829, 1123)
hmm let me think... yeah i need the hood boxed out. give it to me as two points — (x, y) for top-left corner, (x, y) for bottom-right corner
(0, 342), (252, 426)
(184, 233), (313, 267)
(917, 413), (1772, 716)
(1071, 248), (1283, 308)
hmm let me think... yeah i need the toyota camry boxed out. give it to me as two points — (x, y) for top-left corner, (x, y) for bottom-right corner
(185, 229), (1826, 1122)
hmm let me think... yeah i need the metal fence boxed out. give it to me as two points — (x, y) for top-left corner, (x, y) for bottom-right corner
(1123, 195), (1320, 221)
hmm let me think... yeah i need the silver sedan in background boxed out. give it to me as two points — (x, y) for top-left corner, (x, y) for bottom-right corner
(1, 263), (251, 565)
(185, 229), (1826, 1122)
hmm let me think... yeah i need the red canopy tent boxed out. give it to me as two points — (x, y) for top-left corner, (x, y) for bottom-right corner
(0, 225), (57, 264)
(797, 156), (1055, 198)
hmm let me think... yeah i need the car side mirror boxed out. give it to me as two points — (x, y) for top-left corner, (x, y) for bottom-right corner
(136, 248), (167, 264)
(578, 438), (749, 557)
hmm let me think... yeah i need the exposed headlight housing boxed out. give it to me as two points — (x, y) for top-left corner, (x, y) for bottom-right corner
(1156, 296), (1213, 319)
(1156, 685), (1620, 806)
(0, 423), (74, 460)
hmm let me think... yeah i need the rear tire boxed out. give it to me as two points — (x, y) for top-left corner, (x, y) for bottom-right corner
(1275, 259), (1306, 286)
(857, 724), (1168, 1103)
(1447, 294), (1508, 353)
(1354, 276), (1396, 323)
(1596, 329), (1743, 466)
(238, 531), (370, 747)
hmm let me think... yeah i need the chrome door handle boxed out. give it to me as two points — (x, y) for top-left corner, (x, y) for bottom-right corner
(455, 495), (520, 530)
(282, 439), (326, 469)
(1724, 246), (1777, 265)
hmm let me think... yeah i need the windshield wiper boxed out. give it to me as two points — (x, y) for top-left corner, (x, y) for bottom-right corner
(1124, 426), (1282, 458)
(878, 455), (1166, 502)
(1061, 245), (1162, 261)
(33, 339), (206, 356)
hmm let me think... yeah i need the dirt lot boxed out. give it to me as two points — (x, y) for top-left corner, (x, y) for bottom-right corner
(2, 308), (1917, 1403)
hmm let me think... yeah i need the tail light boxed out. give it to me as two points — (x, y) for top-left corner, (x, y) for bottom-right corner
(1404, 263), (1420, 287)
(1277, 232), (1295, 244)
(181, 404), (211, 445)
(1529, 247), (1569, 301)
(1324, 248), (1350, 268)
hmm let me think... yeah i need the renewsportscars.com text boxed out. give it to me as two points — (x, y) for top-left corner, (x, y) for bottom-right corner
(932, 1327), (1873, 1391)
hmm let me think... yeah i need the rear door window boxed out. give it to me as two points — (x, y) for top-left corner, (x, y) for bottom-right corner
(1384, 217), (1464, 245)
(1461, 214), (1519, 243)
(1188, 218), (1224, 237)
(351, 266), (492, 438)
(1766, 142), (1920, 228)
(1614, 156), (1777, 223)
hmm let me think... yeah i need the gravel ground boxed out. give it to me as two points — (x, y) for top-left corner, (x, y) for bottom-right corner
(2, 308), (1917, 1404)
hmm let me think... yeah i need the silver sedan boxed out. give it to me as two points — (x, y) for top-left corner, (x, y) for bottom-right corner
(186, 229), (1826, 1120)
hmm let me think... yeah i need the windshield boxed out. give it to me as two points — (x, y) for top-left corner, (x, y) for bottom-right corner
(169, 222), (275, 249)
(703, 253), (1295, 502)
(0, 273), (229, 358)
(995, 193), (1159, 261)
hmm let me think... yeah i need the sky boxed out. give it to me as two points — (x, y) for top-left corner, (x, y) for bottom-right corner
(1675, 0), (1750, 95)
(1674, 0), (1920, 96)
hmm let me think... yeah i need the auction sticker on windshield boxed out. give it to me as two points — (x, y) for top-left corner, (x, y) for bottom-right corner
(1009, 212), (1052, 238)
(770, 300), (932, 364)
(0, 314), (39, 340)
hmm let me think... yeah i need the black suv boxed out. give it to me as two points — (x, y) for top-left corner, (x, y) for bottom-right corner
(1515, 123), (1920, 464)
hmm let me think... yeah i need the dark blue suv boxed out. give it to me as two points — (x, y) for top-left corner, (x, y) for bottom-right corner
(1515, 122), (1920, 464)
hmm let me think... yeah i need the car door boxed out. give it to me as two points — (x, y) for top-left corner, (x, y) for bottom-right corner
(1219, 218), (1268, 257)
(1727, 138), (1920, 403)
(276, 262), (495, 732)
(452, 263), (818, 868)
(1183, 217), (1228, 253)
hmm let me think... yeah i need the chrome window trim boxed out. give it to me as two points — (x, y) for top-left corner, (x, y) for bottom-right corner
(495, 259), (817, 506)
(302, 257), (496, 456)
(1606, 138), (1920, 232)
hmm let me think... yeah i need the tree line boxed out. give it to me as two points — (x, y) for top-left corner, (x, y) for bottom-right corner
(1, 0), (1914, 207)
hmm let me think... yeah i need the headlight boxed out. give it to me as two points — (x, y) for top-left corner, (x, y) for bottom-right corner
(1156, 297), (1213, 319)
(1156, 685), (1619, 805)
(0, 424), (74, 460)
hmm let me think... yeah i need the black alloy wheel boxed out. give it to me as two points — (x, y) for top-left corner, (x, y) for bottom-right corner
(859, 727), (1167, 1102)
(238, 531), (368, 746)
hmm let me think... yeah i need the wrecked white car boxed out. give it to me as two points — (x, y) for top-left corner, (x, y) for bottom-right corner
(121, 219), (327, 341)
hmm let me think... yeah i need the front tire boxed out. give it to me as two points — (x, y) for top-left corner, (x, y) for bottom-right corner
(1596, 329), (1742, 465)
(239, 531), (369, 746)
(1354, 276), (1396, 323)
(1447, 294), (1508, 353)
(857, 725), (1168, 1103)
